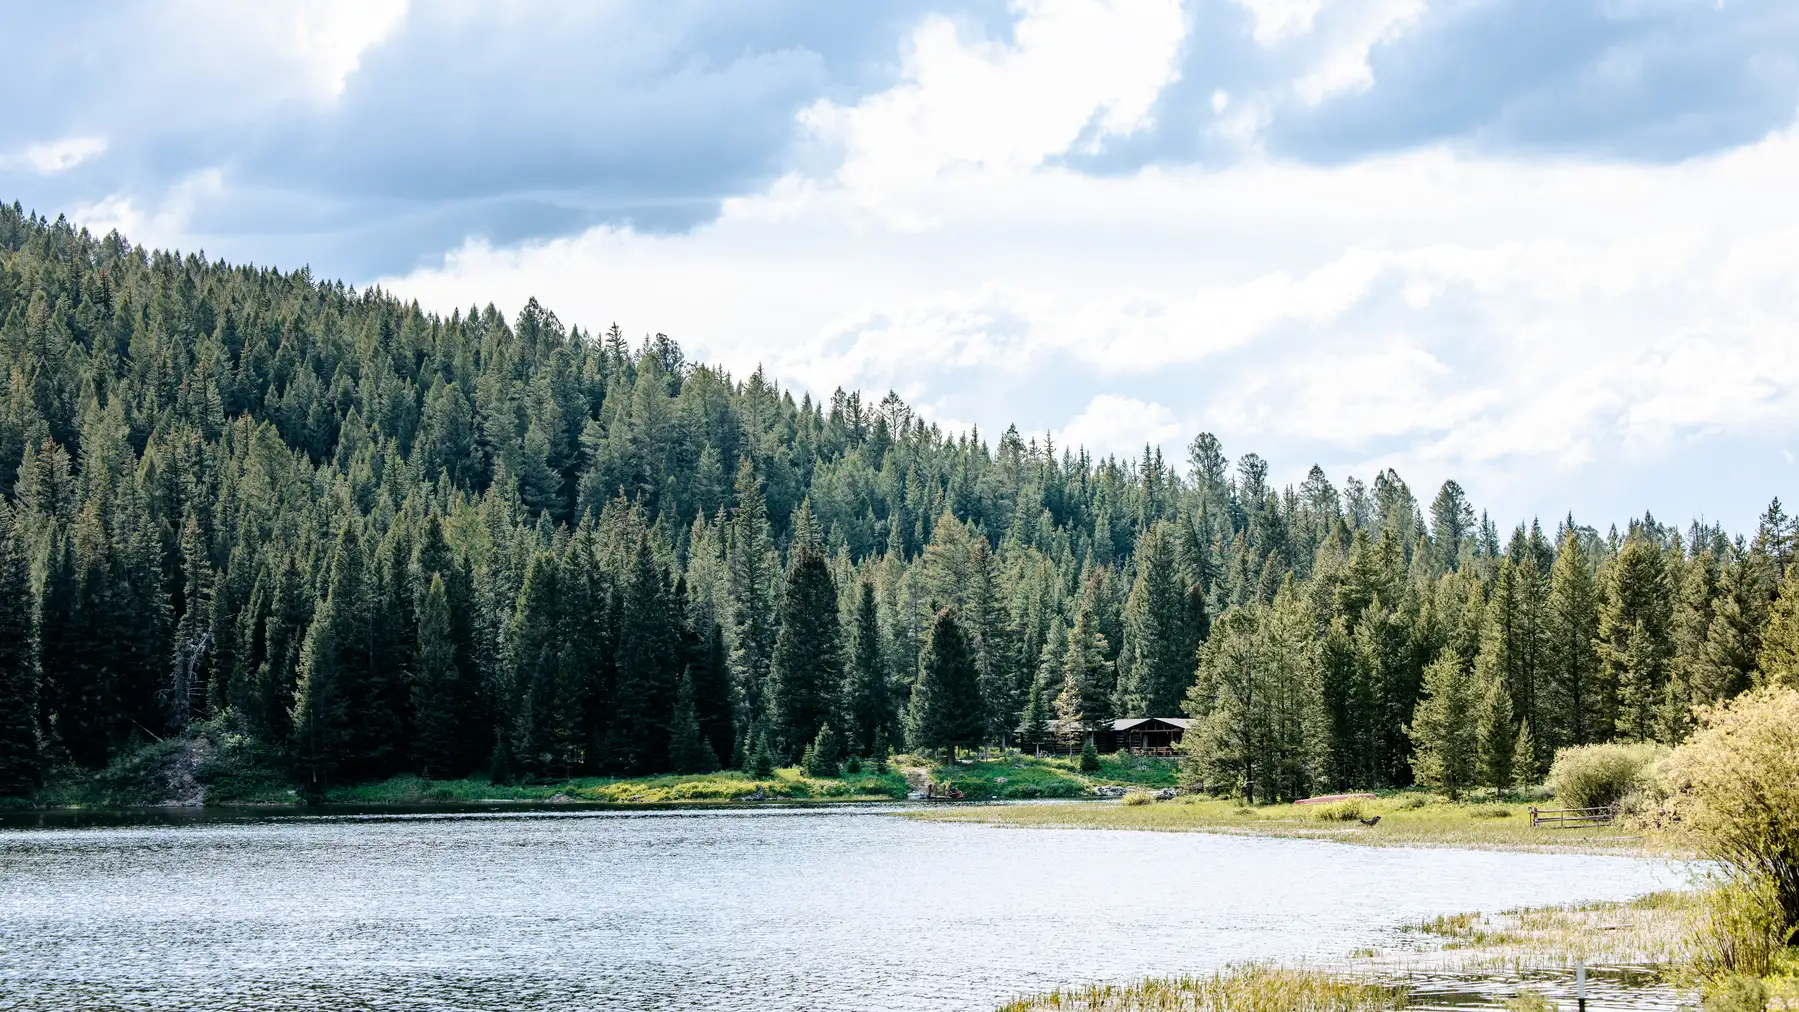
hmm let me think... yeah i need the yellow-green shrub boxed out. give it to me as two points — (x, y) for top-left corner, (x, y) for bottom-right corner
(1309, 800), (1365, 822)
(1122, 790), (1156, 806)
(1660, 686), (1799, 954)
(1547, 742), (1664, 810)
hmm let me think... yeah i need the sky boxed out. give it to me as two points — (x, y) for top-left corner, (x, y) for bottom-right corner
(4, 0), (1798, 534)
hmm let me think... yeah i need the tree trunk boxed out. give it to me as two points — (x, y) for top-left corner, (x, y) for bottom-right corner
(944, 744), (956, 766)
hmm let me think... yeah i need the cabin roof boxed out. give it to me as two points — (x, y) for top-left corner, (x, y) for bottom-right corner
(1111, 717), (1189, 731)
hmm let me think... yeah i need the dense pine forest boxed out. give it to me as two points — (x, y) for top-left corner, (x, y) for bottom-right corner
(1, 204), (1797, 802)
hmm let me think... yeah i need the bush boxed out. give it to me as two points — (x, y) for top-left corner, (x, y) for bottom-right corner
(1122, 790), (1155, 806)
(1690, 876), (1795, 981)
(1467, 804), (1513, 819)
(1548, 742), (1664, 810)
(1506, 991), (1556, 1012)
(1396, 793), (1442, 810)
(1661, 687), (1799, 949)
(1079, 736), (1101, 773)
(1702, 975), (1769, 1012)
(1309, 800), (1365, 822)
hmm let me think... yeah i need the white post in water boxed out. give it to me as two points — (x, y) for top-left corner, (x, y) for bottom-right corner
(1576, 961), (1587, 1012)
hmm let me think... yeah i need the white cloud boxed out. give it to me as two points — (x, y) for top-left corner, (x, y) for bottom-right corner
(1291, 0), (1426, 104)
(6, 136), (107, 174)
(1232, 0), (1328, 45)
(1058, 394), (1184, 457)
(175, 0), (409, 101)
(378, 2), (1799, 528)
(796, 0), (1186, 202)
(71, 169), (227, 250)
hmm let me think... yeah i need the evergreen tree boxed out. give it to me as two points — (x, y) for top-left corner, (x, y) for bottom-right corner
(1406, 649), (1476, 799)
(1056, 601), (1114, 733)
(1018, 679), (1050, 754)
(1759, 568), (1799, 689)
(1513, 719), (1540, 785)
(840, 581), (888, 757)
(1546, 530), (1604, 745)
(1478, 556), (1549, 769)
(0, 503), (40, 796)
(1601, 534), (1674, 742)
(1689, 548), (1769, 712)
(750, 730), (776, 777)
(1079, 733), (1100, 773)
(690, 621), (736, 770)
(1477, 673), (1516, 797)
(411, 574), (461, 779)
(610, 532), (679, 773)
(667, 671), (717, 774)
(1118, 522), (1203, 716)
(769, 543), (842, 761)
(727, 460), (780, 731)
(803, 720), (842, 777)
(909, 608), (986, 763)
(290, 603), (346, 798)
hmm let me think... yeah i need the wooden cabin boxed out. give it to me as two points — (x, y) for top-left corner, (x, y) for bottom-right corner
(1105, 717), (1188, 755)
(1031, 717), (1189, 755)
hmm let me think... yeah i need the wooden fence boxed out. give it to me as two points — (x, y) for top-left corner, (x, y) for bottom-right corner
(1528, 805), (1616, 829)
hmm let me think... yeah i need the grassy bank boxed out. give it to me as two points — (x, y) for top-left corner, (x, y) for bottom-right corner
(327, 767), (909, 805)
(912, 791), (1657, 854)
(903, 753), (1179, 800)
(998, 964), (1403, 1012)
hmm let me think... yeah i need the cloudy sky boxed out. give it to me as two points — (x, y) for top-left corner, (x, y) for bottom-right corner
(4, 0), (1797, 532)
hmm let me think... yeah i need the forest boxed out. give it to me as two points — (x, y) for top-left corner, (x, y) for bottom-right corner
(1, 203), (1797, 802)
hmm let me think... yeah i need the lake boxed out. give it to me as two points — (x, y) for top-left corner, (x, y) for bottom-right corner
(0, 804), (1685, 1011)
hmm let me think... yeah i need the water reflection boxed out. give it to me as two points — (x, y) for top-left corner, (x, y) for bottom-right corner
(0, 806), (1688, 1011)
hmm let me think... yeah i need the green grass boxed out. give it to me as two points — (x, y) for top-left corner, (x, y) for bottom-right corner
(326, 767), (909, 805)
(1384, 891), (1708, 970)
(996, 964), (1403, 1012)
(913, 790), (1659, 854)
(909, 753), (1179, 801)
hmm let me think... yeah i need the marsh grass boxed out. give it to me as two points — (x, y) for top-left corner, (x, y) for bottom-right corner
(1389, 891), (1706, 970)
(997, 964), (1404, 1012)
(913, 791), (1657, 854)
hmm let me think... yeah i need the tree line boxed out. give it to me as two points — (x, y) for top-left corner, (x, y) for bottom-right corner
(0, 205), (1794, 800)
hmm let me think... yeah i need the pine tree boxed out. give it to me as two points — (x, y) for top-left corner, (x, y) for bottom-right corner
(1477, 673), (1516, 798)
(0, 503), (41, 796)
(1406, 649), (1476, 799)
(1056, 602), (1114, 734)
(909, 608), (986, 763)
(769, 543), (842, 761)
(1118, 522), (1202, 716)
(750, 730), (776, 777)
(411, 574), (461, 779)
(1690, 548), (1769, 709)
(1079, 733), (1100, 773)
(803, 720), (842, 777)
(1600, 534), (1674, 742)
(1545, 530), (1605, 745)
(840, 581), (888, 757)
(1513, 719), (1540, 786)
(727, 459), (779, 734)
(690, 621), (736, 770)
(1018, 679), (1050, 753)
(610, 532), (679, 773)
(1759, 567), (1799, 689)
(291, 605), (346, 799)
(667, 671), (717, 774)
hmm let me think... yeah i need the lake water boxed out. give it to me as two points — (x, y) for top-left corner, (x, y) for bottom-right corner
(0, 804), (1687, 1011)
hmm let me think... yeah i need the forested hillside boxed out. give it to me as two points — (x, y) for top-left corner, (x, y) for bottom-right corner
(1, 204), (1796, 801)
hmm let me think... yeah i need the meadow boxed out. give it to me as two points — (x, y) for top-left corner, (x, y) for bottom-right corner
(914, 789), (1657, 854)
